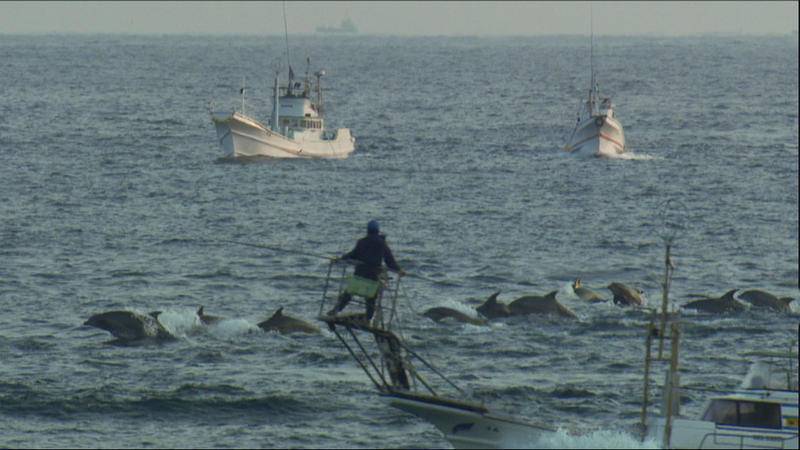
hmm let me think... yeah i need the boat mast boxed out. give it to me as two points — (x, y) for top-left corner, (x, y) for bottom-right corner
(589, 3), (596, 115)
(271, 70), (280, 133)
(315, 70), (325, 117)
(283, 0), (293, 95)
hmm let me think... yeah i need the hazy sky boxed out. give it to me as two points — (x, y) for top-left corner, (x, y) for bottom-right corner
(0, 1), (797, 36)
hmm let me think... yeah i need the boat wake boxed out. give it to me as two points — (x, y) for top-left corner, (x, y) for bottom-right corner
(603, 152), (660, 161)
(518, 428), (659, 449)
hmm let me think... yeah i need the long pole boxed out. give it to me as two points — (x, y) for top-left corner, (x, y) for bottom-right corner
(663, 322), (680, 449)
(589, 2), (595, 110)
(658, 240), (673, 359)
(640, 317), (655, 441)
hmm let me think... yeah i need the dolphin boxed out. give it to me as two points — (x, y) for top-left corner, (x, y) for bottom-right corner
(475, 291), (512, 319)
(257, 307), (320, 334)
(572, 278), (606, 303)
(607, 282), (646, 307)
(196, 306), (224, 325)
(83, 310), (174, 341)
(682, 289), (746, 313)
(507, 291), (578, 319)
(737, 290), (794, 313)
(422, 307), (488, 326)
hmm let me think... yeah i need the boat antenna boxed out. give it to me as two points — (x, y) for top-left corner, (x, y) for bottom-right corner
(590, 3), (594, 85)
(589, 3), (596, 109)
(283, 1), (293, 93)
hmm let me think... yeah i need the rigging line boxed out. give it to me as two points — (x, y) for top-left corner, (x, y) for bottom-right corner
(332, 329), (383, 390)
(214, 238), (336, 261)
(283, 1), (291, 74)
(395, 339), (468, 397)
(347, 326), (390, 387)
(214, 239), (435, 281)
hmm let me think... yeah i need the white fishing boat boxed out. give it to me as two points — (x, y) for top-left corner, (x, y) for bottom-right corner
(210, 4), (355, 159)
(563, 10), (626, 158)
(211, 67), (355, 159)
(640, 320), (798, 449)
(317, 264), (555, 449)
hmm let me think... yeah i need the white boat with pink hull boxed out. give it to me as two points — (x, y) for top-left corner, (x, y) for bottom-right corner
(563, 88), (626, 158)
(563, 11), (626, 158)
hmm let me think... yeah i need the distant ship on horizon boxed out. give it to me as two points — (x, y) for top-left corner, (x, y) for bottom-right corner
(316, 18), (358, 34)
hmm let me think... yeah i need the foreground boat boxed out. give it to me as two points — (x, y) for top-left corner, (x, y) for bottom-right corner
(211, 67), (355, 159)
(644, 338), (798, 449)
(640, 304), (798, 448)
(639, 230), (799, 449)
(317, 263), (554, 449)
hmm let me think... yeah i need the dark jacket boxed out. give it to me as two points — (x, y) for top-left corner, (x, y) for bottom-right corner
(342, 233), (400, 280)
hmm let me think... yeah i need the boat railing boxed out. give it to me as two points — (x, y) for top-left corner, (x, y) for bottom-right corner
(318, 259), (474, 402)
(697, 430), (795, 449)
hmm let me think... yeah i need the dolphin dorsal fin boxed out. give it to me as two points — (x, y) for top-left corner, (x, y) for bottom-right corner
(546, 291), (558, 300)
(198, 306), (204, 315)
(273, 307), (284, 318)
(722, 289), (739, 301)
(488, 291), (501, 303)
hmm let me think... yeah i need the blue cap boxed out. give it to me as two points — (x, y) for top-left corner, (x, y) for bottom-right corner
(367, 220), (380, 234)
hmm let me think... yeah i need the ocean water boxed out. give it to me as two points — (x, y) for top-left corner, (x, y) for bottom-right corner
(0, 34), (798, 448)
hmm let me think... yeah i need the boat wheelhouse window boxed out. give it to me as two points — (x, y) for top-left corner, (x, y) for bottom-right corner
(738, 401), (781, 429)
(703, 400), (738, 426)
(702, 399), (782, 430)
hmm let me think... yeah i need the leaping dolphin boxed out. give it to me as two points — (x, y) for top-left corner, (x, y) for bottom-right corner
(258, 307), (320, 334)
(682, 289), (746, 313)
(83, 310), (175, 341)
(197, 306), (224, 325)
(475, 291), (512, 319)
(572, 279), (606, 303)
(422, 307), (488, 326)
(607, 282), (645, 307)
(737, 290), (794, 313)
(507, 291), (578, 319)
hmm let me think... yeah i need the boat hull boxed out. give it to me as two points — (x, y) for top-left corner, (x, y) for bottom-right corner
(211, 111), (355, 159)
(384, 392), (553, 449)
(647, 416), (799, 449)
(564, 115), (626, 158)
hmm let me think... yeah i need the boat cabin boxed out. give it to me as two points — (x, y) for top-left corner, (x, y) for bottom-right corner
(702, 396), (786, 430)
(700, 361), (799, 432)
(599, 98), (616, 118)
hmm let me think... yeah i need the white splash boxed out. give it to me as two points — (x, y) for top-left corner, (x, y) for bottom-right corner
(515, 428), (660, 449)
(604, 152), (660, 161)
(205, 318), (262, 338)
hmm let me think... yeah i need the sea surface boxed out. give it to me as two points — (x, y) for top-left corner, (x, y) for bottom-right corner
(0, 34), (798, 449)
